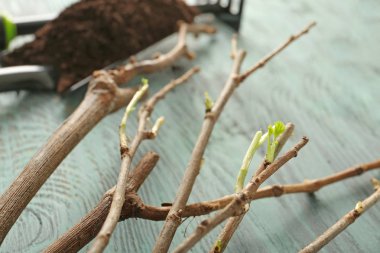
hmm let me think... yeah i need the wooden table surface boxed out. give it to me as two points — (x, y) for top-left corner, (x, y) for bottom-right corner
(1, 1), (379, 252)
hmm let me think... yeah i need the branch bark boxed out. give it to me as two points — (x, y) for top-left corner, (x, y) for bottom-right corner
(299, 179), (380, 253)
(105, 22), (215, 86)
(88, 67), (200, 253)
(45, 151), (159, 253)
(153, 21), (316, 253)
(197, 157), (380, 217)
(173, 137), (309, 253)
(45, 155), (380, 252)
(0, 76), (136, 245)
(0, 22), (214, 245)
(152, 45), (246, 253)
(211, 122), (295, 252)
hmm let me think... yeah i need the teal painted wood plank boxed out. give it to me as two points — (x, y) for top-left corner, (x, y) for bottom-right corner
(0, 0), (380, 252)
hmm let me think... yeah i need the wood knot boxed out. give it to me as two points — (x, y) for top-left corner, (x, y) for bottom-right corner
(237, 192), (248, 203)
(272, 185), (284, 197)
(257, 61), (265, 68)
(88, 71), (118, 95)
(353, 209), (361, 218)
(140, 104), (153, 115)
(144, 131), (156, 139)
(232, 74), (242, 84)
(120, 146), (130, 157)
(120, 193), (143, 220)
(200, 220), (209, 227)
(354, 166), (364, 175)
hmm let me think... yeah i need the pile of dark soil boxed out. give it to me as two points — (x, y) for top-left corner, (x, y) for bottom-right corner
(3, 0), (196, 92)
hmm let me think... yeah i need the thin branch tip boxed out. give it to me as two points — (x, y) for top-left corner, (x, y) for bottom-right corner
(371, 178), (380, 190)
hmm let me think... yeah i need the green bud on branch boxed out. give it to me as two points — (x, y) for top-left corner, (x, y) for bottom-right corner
(235, 131), (263, 192)
(119, 80), (149, 150)
(204, 91), (214, 112)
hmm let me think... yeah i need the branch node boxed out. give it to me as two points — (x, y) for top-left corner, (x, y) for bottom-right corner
(168, 209), (183, 225)
(354, 201), (364, 215)
(272, 185), (284, 197)
(204, 91), (214, 113)
(204, 111), (216, 120)
(185, 50), (196, 60)
(120, 146), (130, 157)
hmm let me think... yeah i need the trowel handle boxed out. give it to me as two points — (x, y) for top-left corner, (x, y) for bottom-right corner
(0, 13), (55, 50)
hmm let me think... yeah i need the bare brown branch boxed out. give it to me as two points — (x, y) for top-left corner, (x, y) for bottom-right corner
(46, 154), (380, 252)
(209, 157), (380, 252)
(106, 22), (215, 85)
(0, 23), (214, 245)
(44, 152), (159, 253)
(173, 137), (309, 253)
(88, 67), (200, 252)
(0, 77), (136, 244)
(238, 22), (316, 82)
(211, 122), (295, 252)
(153, 21), (316, 253)
(199, 157), (380, 217)
(299, 179), (380, 253)
(152, 47), (247, 253)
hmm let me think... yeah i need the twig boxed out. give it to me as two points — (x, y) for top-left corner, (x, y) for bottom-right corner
(106, 22), (215, 85)
(152, 39), (246, 253)
(235, 130), (263, 192)
(274, 123), (295, 158)
(119, 80), (149, 151)
(211, 123), (295, 252)
(46, 157), (380, 252)
(173, 137), (309, 253)
(254, 122), (294, 177)
(299, 178), (380, 253)
(45, 151), (160, 253)
(255, 159), (380, 197)
(238, 22), (316, 82)
(0, 78), (136, 245)
(153, 22), (316, 253)
(191, 157), (380, 216)
(0, 23), (214, 244)
(88, 67), (200, 253)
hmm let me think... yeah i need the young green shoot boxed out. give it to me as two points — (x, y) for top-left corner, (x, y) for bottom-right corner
(235, 131), (263, 192)
(215, 240), (223, 253)
(265, 121), (286, 162)
(151, 116), (165, 137)
(204, 91), (214, 112)
(119, 79), (149, 151)
(234, 121), (286, 193)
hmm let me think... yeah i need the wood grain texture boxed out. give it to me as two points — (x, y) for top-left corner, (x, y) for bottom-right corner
(0, 0), (380, 252)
